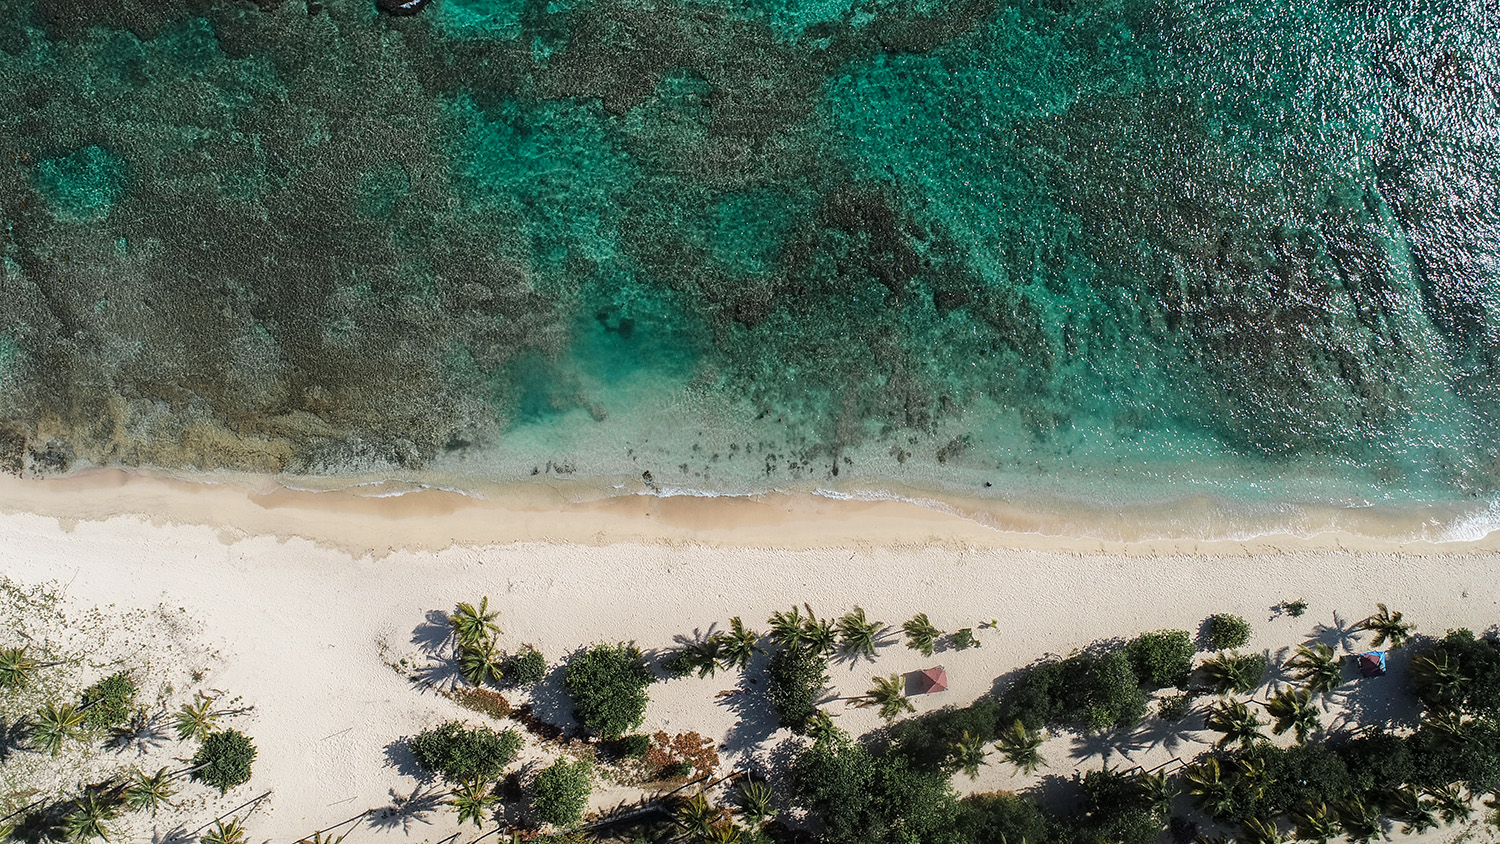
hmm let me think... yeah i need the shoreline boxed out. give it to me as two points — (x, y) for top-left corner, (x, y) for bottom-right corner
(1, 467), (1498, 555)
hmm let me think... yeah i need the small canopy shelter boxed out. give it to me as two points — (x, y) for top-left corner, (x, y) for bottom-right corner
(1357, 651), (1388, 678)
(917, 666), (948, 694)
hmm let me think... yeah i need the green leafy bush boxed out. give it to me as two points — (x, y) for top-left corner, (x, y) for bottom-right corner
(608, 733), (652, 759)
(80, 671), (137, 728)
(888, 698), (1002, 771)
(789, 733), (962, 844)
(191, 729), (257, 793)
(1003, 648), (1147, 733)
(1207, 614), (1252, 650)
(766, 646), (829, 733)
(1127, 630), (1196, 689)
(533, 758), (592, 827)
(505, 647), (548, 687)
(563, 644), (653, 739)
(956, 792), (1052, 844)
(409, 721), (523, 782)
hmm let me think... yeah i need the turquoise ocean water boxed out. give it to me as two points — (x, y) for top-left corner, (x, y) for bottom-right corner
(0, 0), (1498, 539)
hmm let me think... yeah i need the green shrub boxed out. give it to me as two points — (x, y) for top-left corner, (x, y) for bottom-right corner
(1127, 630), (1196, 689)
(888, 698), (1002, 771)
(662, 759), (694, 780)
(80, 671), (137, 728)
(1002, 647), (1147, 733)
(563, 644), (653, 739)
(409, 721), (523, 782)
(533, 758), (592, 827)
(956, 792), (1052, 844)
(608, 733), (652, 759)
(1280, 599), (1309, 618)
(789, 734), (962, 844)
(1067, 768), (1167, 844)
(766, 646), (829, 733)
(1156, 693), (1192, 721)
(1207, 614), (1252, 650)
(191, 729), (257, 793)
(505, 647), (548, 687)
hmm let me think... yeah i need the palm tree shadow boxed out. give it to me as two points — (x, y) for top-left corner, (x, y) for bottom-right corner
(1311, 611), (1362, 653)
(1116, 712), (1210, 760)
(365, 783), (447, 834)
(406, 656), (462, 694)
(381, 737), (430, 781)
(1333, 639), (1424, 731)
(1069, 729), (1130, 765)
(410, 610), (453, 657)
(719, 648), (781, 756)
(0, 714), (29, 763)
(106, 707), (168, 756)
(523, 658), (578, 737)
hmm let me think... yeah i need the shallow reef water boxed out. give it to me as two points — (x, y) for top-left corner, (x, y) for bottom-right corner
(0, 0), (1497, 534)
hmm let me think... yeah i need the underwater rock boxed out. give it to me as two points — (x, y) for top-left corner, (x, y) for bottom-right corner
(376, 0), (430, 16)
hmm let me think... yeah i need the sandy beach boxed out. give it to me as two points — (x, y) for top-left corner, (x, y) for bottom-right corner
(2, 471), (1500, 842)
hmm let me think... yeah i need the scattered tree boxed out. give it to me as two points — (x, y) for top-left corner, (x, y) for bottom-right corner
(124, 767), (176, 814)
(836, 607), (881, 659)
(1263, 687), (1320, 743)
(858, 674), (914, 722)
(451, 597), (501, 647)
(0, 646), (63, 690)
(1285, 644), (1343, 697)
(994, 719), (1045, 775)
(30, 702), (85, 755)
(192, 729), (257, 793)
(903, 614), (942, 657)
(1205, 699), (1265, 749)
(450, 777), (500, 828)
(1207, 614), (1253, 650)
(1357, 603), (1413, 649)
(767, 607), (806, 651)
(533, 758), (592, 828)
(459, 638), (504, 688)
(563, 643), (653, 739)
(62, 788), (120, 842)
(1201, 651), (1268, 695)
(409, 721), (522, 783)
(201, 818), (248, 844)
(719, 617), (761, 671)
(948, 730), (988, 780)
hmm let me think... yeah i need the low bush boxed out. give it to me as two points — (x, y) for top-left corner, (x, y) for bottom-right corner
(607, 733), (652, 759)
(451, 687), (512, 720)
(956, 792), (1053, 844)
(80, 671), (137, 728)
(789, 734), (963, 844)
(888, 698), (1002, 771)
(563, 644), (653, 739)
(192, 729), (257, 793)
(505, 647), (548, 687)
(533, 758), (592, 828)
(1003, 647), (1147, 733)
(766, 646), (829, 732)
(409, 721), (523, 782)
(1207, 614), (1252, 650)
(1156, 693), (1192, 721)
(1127, 630), (1195, 689)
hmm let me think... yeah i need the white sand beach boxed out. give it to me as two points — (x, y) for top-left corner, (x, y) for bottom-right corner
(2, 471), (1499, 842)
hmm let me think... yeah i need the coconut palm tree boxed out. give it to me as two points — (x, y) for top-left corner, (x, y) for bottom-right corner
(857, 675), (914, 722)
(30, 702), (85, 755)
(801, 612), (838, 656)
(1284, 644), (1343, 697)
(173, 692), (220, 742)
(902, 614), (942, 657)
(450, 777), (499, 828)
(1205, 699), (1265, 749)
(1263, 687), (1320, 743)
(1357, 603), (1413, 649)
(201, 818), (248, 844)
(675, 793), (720, 839)
(719, 618), (760, 671)
(458, 639), (504, 687)
(1335, 795), (1382, 843)
(1183, 758), (1235, 819)
(734, 780), (773, 828)
(1232, 754), (1273, 802)
(703, 821), (744, 844)
(62, 788), (122, 842)
(682, 637), (725, 679)
(0, 646), (64, 690)
(947, 730), (989, 780)
(1426, 710), (1476, 748)
(1238, 817), (1284, 844)
(1200, 652), (1266, 695)
(123, 767), (176, 814)
(450, 597), (501, 647)
(994, 719), (1045, 775)
(1388, 786), (1438, 834)
(1134, 770), (1176, 815)
(767, 607), (806, 651)
(1427, 783), (1472, 825)
(1411, 650), (1464, 712)
(836, 607), (881, 659)
(1290, 801), (1337, 843)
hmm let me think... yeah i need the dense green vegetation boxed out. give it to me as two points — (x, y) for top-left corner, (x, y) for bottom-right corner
(192, 729), (258, 794)
(563, 643), (653, 739)
(532, 759), (593, 828)
(408, 721), (523, 783)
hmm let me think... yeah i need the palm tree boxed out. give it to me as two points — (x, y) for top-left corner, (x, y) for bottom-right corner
(1335, 795), (1382, 843)
(994, 719), (1045, 775)
(719, 618), (760, 671)
(1200, 652), (1266, 695)
(296, 833), (349, 844)
(1183, 758), (1235, 819)
(806, 710), (842, 745)
(31, 702), (85, 755)
(123, 767), (176, 814)
(683, 637), (725, 679)
(857, 675), (914, 722)
(1388, 786), (1438, 834)
(1357, 603), (1413, 649)
(1232, 754), (1273, 801)
(450, 778), (499, 828)
(62, 789), (122, 842)
(450, 597), (501, 647)
(947, 730), (988, 780)
(1426, 783), (1472, 825)
(0, 647), (64, 689)
(767, 607), (806, 651)
(675, 793), (720, 839)
(1238, 817), (1284, 844)
(201, 818), (248, 844)
(1411, 650), (1464, 712)
(703, 821), (744, 844)
(1290, 801), (1337, 843)
(1426, 710), (1476, 747)
(1284, 644), (1343, 696)
(458, 639), (504, 687)
(1205, 699), (1265, 749)
(173, 692), (220, 741)
(836, 607), (881, 659)
(1134, 771), (1176, 815)
(801, 611), (838, 656)
(734, 780), (773, 828)
(902, 614), (942, 657)
(1263, 687), (1320, 743)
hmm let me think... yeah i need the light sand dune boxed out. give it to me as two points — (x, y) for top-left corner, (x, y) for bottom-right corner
(1, 472), (1498, 841)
